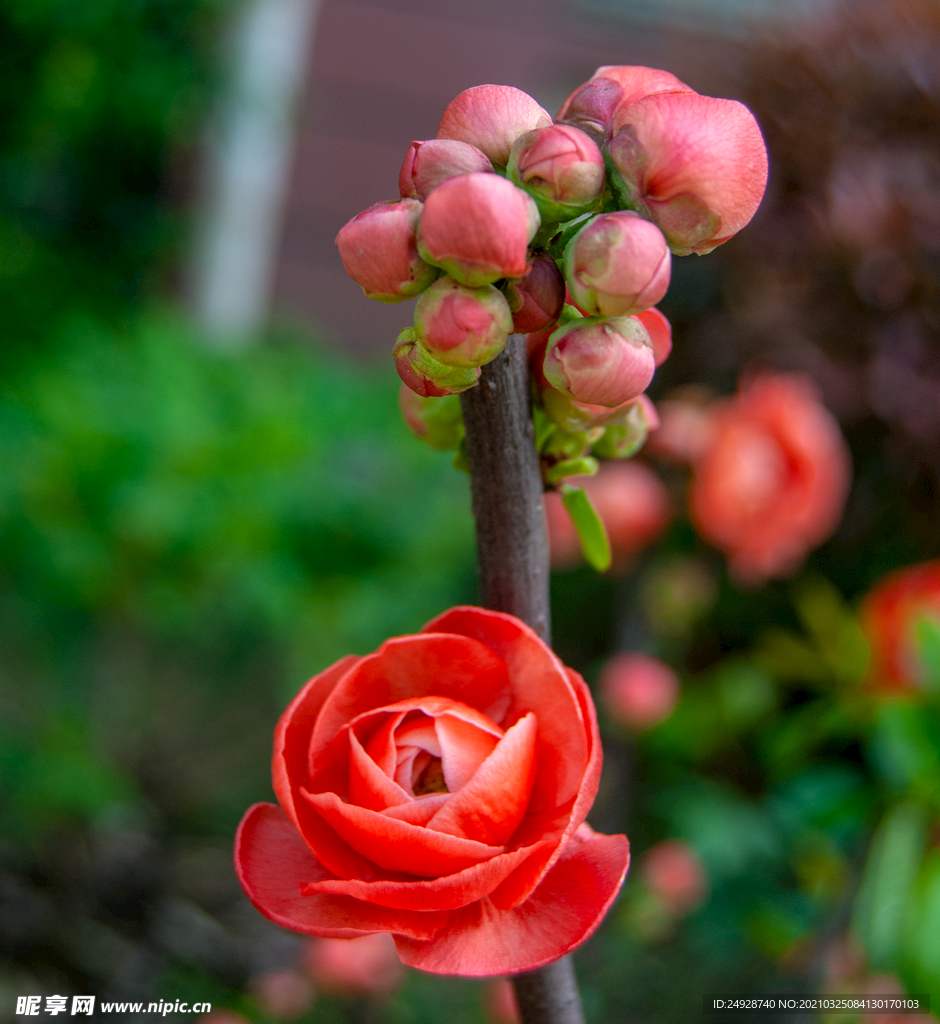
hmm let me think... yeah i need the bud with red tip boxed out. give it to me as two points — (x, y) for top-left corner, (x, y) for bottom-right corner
(608, 92), (768, 255)
(417, 173), (540, 288)
(565, 211), (671, 317)
(544, 315), (656, 408)
(414, 275), (512, 368)
(556, 65), (693, 138)
(398, 387), (464, 451)
(600, 652), (679, 729)
(437, 84), (552, 167)
(393, 327), (480, 396)
(399, 139), (494, 201)
(507, 124), (605, 223)
(335, 199), (438, 302)
(503, 254), (565, 334)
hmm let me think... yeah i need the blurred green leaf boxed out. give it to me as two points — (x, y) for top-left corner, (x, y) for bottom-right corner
(902, 848), (940, 1002)
(869, 702), (940, 797)
(852, 801), (927, 971)
(913, 615), (940, 695)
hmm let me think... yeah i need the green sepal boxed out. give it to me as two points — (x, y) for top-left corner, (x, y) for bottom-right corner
(560, 484), (611, 571)
(532, 403), (558, 454)
(544, 455), (598, 485)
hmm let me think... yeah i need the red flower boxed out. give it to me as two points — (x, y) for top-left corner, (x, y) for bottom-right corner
(689, 373), (851, 585)
(235, 607), (629, 977)
(860, 560), (940, 691)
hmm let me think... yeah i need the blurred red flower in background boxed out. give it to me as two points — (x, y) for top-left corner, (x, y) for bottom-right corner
(686, 372), (851, 585)
(860, 559), (940, 692)
(303, 934), (404, 997)
(600, 652), (679, 730)
(642, 839), (707, 915)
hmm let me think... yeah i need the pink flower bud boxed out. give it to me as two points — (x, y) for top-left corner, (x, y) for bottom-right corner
(608, 92), (768, 255)
(437, 85), (552, 167)
(303, 934), (404, 998)
(398, 386), (464, 451)
(592, 394), (660, 459)
(398, 139), (494, 201)
(544, 316), (656, 407)
(507, 124), (605, 222)
(642, 840), (707, 915)
(600, 652), (679, 729)
(635, 307), (672, 366)
(541, 384), (646, 434)
(503, 254), (565, 334)
(565, 211), (671, 317)
(335, 199), (439, 302)
(556, 65), (693, 137)
(393, 327), (480, 396)
(418, 173), (540, 287)
(414, 275), (512, 368)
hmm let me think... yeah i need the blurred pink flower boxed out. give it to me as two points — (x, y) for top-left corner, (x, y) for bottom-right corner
(249, 970), (316, 1019)
(543, 316), (655, 408)
(418, 173), (539, 287)
(303, 934), (405, 997)
(608, 92), (768, 255)
(544, 460), (670, 570)
(399, 139), (494, 201)
(565, 212), (671, 318)
(335, 199), (438, 302)
(484, 978), (520, 1024)
(600, 653), (679, 730)
(437, 85), (552, 167)
(642, 840), (707, 914)
(689, 372), (851, 585)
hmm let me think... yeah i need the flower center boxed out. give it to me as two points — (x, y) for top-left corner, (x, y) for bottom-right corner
(412, 755), (449, 795)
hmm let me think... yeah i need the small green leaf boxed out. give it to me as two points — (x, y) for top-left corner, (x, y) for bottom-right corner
(560, 485), (611, 571)
(544, 456), (598, 485)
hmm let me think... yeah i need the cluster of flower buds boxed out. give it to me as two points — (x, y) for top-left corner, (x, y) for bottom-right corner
(337, 70), (767, 560)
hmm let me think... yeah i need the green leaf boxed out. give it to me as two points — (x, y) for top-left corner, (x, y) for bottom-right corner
(560, 485), (611, 571)
(913, 615), (940, 695)
(544, 456), (598, 484)
(903, 848), (940, 1000)
(852, 801), (928, 971)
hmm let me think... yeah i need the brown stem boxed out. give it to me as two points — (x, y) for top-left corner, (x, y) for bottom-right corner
(459, 336), (585, 1024)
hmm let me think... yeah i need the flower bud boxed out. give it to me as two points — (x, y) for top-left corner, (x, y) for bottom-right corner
(634, 307), (672, 366)
(565, 211), (671, 317)
(393, 327), (480, 396)
(503, 254), (565, 334)
(398, 387), (464, 451)
(592, 394), (659, 459)
(399, 139), (494, 201)
(608, 92), (768, 255)
(544, 316), (656, 408)
(556, 65), (693, 137)
(507, 124), (605, 223)
(600, 652), (679, 730)
(437, 85), (552, 167)
(414, 275), (512, 368)
(541, 384), (639, 434)
(335, 199), (438, 302)
(418, 173), (540, 287)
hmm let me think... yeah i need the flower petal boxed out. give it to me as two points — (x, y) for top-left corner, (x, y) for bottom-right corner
(435, 713), (500, 791)
(348, 729), (411, 812)
(394, 824), (629, 975)
(273, 654), (360, 830)
(311, 634), (510, 763)
(234, 803), (446, 940)
(490, 668), (603, 909)
(382, 794), (450, 825)
(427, 713), (537, 846)
(421, 608), (588, 814)
(303, 841), (550, 912)
(304, 790), (504, 877)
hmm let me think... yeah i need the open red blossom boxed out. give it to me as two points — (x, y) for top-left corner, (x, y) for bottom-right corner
(235, 607), (629, 977)
(689, 372), (851, 586)
(859, 560), (940, 692)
